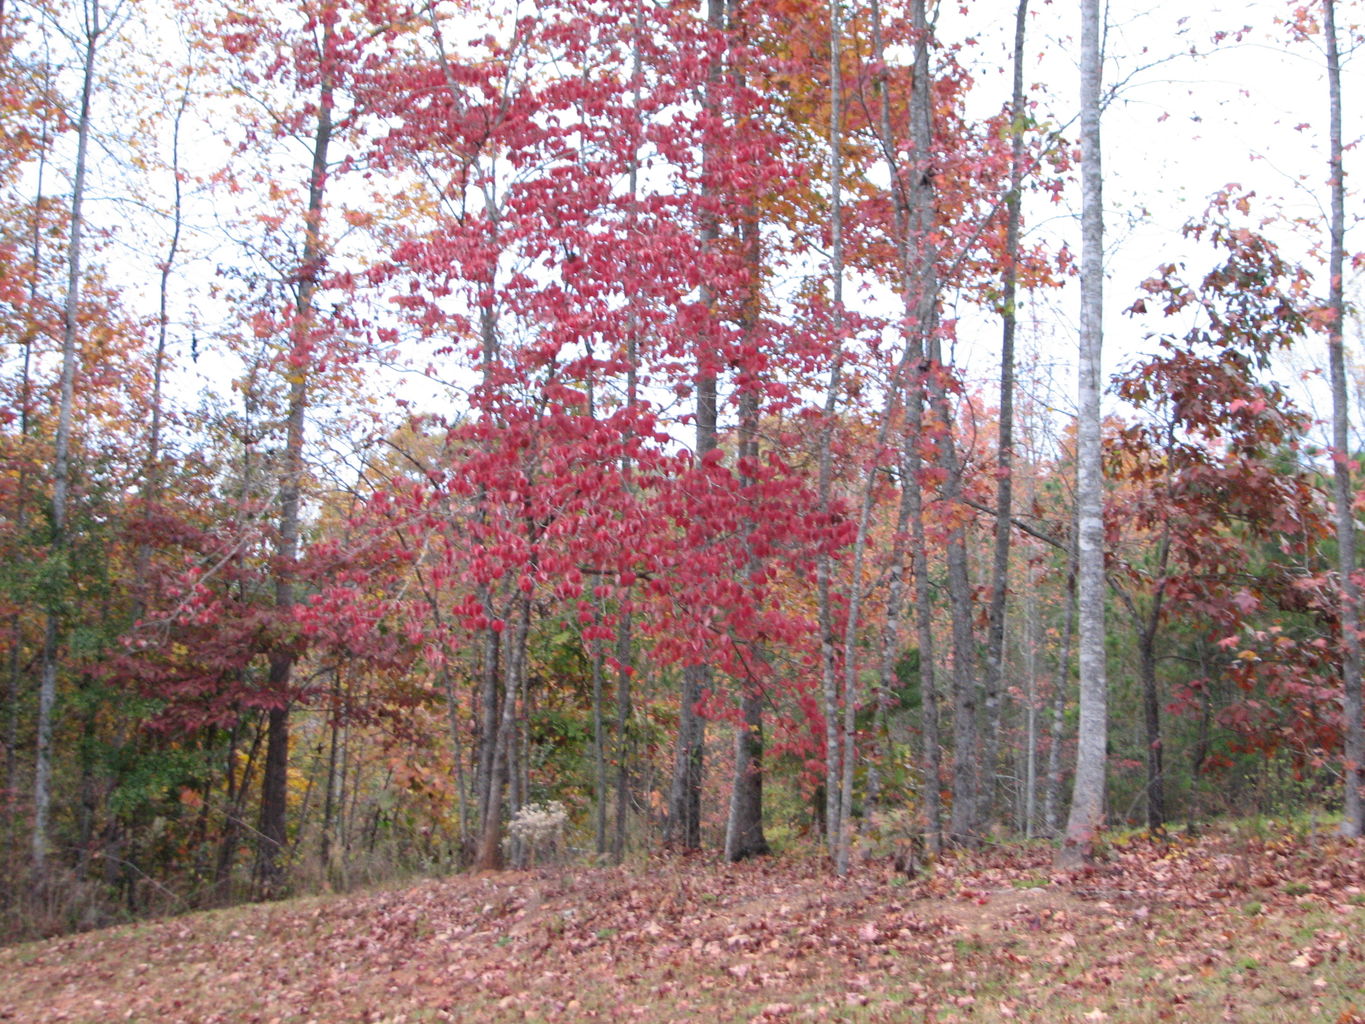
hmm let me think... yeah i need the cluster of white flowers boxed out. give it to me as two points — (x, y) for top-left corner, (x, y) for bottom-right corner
(508, 801), (568, 847)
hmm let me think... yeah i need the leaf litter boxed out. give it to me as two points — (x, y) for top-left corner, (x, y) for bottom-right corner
(1, 826), (1363, 1023)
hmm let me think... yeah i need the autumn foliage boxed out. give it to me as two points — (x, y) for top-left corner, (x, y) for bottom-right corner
(0, 0), (1361, 945)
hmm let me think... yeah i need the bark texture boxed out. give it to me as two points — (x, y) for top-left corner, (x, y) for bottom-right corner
(1060, 0), (1107, 867)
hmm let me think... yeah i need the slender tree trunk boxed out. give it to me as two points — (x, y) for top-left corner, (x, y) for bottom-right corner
(1138, 622), (1165, 831)
(941, 469), (979, 846)
(6, 55), (51, 841)
(817, 0), (848, 864)
(612, 612), (633, 863)
(475, 598), (500, 828)
(475, 588), (532, 870)
(897, 0), (977, 848)
(1112, 524), (1169, 835)
(980, 0), (1029, 828)
(216, 708), (264, 900)
(591, 629), (608, 855)
(1023, 584), (1038, 837)
(667, 0), (725, 850)
(1323, 0), (1362, 839)
(130, 65), (189, 621)
(725, 687), (770, 860)
(321, 672), (342, 884)
(610, 0), (646, 869)
(440, 664), (470, 854)
(666, 665), (706, 849)
(1060, 0), (1107, 867)
(831, 0), (871, 876)
(256, 16), (336, 895)
(1042, 562), (1077, 837)
(868, 0), (944, 854)
(910, 459), (943, 853)
(34, 0), (105, 872)
(724, 33), (770, 854)
(1126, 529), (1169, 834)
(726, 311), (769, 860)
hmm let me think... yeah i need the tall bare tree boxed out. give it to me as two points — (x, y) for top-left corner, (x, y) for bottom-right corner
(980, 0), (1030, 826)
(1060, 0), (1107, 866)
(665, 0), (726, 852)
(33, 0), (126, 872)
(1323, 0), (1361, 838)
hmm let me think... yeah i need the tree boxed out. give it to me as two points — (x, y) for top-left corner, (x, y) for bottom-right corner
(979, 0), (1030, 826)
(1061, 0), (1107, 867)
(1320, 0), (1362, 838)
(33, 0), (130, 873)
(1111, 204), (1321, 831)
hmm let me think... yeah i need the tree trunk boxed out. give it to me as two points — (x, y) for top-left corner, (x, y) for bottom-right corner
(216, 709), (264, 901)
(816, 0), (849, 864)
(475, 603), (500, 830)
(1060, 0), (1107, 867)
(1023, 584), (1038, 837)
(475, 589), (532, 870)
(612, 612), (633, 863)
(256, 16), (335, 895)
(610, 0), (645, 869)
(666, 665), (706, 850)
(898, 0), (977, 848)
(867, 0), (945, 854)
(667, 0), (725, 852)
(1138, 623), (1165, 832)
(725, 688), (770, 861)
(1323, 0), (1362, 839)
(6, 59), (52, 840)
(320, 672), (342, 883)
(591, 628), (608, 856)
(1043, 562), (1077, 837)
(34, 0), (105, 872)
(980, 0), (1029, 829)
(725, 299), (769, 861)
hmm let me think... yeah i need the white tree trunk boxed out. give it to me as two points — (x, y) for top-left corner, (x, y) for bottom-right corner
(1060, 0), (1107, 867)
(34, 0), (108, 872)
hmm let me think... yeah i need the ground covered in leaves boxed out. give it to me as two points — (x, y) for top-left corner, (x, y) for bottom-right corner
(3, 827), (1364, 1023)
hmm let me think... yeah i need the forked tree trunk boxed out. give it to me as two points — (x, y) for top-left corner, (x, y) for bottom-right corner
(475, 588), (532, 870)
(34, 0), (106, 872)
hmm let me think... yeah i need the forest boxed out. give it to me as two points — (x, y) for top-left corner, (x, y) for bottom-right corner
(0, 0), (1362, 945)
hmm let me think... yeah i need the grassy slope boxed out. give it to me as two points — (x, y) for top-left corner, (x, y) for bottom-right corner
(2, 827), (1363, 1024)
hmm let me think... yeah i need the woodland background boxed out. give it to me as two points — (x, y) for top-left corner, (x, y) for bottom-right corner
(1, 0), (1362, 942)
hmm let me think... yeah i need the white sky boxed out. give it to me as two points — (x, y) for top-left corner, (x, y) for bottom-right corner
(941, 0), (1363, 446)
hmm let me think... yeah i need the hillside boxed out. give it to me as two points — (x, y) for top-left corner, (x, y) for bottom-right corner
(3, 828), (1363, 1024)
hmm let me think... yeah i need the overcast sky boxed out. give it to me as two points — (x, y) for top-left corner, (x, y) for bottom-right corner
(937, 0), (1362, 440)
